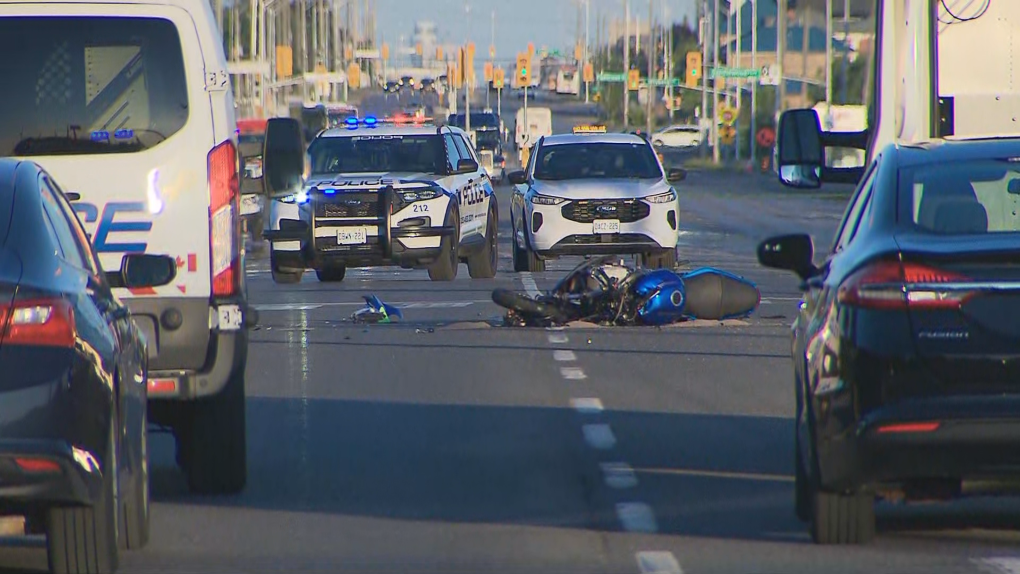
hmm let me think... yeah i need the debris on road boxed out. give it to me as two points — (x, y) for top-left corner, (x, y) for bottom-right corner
(352, 295), (404, 324)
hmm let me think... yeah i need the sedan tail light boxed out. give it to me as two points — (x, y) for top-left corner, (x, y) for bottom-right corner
(1, 298), (75, 347)
(838, 259), (970, 310)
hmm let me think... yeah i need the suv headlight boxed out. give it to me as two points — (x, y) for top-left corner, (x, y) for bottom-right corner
(279, 190), (310, 204)
(644, 189), (677, 204)
(530, 193), (566, 206)
(400, 187), (442, 202)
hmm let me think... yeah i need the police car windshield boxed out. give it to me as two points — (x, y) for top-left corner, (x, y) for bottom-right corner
(308, 135), (446, 175)
(534, 143), (662, 180)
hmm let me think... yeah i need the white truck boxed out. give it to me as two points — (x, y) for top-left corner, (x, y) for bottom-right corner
(777, 0), (1020, 187)
(515, 106), (552, 152)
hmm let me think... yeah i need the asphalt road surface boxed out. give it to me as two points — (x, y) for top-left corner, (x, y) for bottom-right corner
(5, 120), (1020, 573)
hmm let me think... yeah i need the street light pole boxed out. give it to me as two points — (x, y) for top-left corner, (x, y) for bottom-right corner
(623, 0), (630, 128)
(711, 0), (720, 164)
(699, 0), (708, 158)
(465, 2), (471, 137)
(584, 0), (590, 104)
(645, 0), (653, 137)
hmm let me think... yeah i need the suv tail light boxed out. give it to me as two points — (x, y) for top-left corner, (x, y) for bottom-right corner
(209, 140), (240, 298)
(838, 259), (970, 310)
(1, 298), (75, 347)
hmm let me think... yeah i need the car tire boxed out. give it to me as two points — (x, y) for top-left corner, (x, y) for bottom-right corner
(315, 265), (347, 282)
(794, 431), (811, 523)
(810, 487), (876, 545)
(121, 400), (150, 551)
(467, 204), (498, 279)
(249, 214), (264, 242)
(177, 367), (247, 495)
(270, 252), (303, 284)
(512, 233), (545, 273)
(429, 208), (460, 281)
(47, 408), (120, 574)
(640, 249), (677, 269)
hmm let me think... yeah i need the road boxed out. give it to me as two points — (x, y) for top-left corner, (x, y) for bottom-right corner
(5, 108), (1020, 574)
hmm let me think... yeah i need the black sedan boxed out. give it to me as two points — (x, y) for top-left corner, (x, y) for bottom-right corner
(760, 136), (1020, 545)
(0, 158), (175, 572)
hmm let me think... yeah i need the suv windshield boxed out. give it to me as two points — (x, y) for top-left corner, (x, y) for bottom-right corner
(903, 159), (1020, 234)
(308, 134), (447, 175)
(534, 142), (662, 180)
(0, 16), (189, 156)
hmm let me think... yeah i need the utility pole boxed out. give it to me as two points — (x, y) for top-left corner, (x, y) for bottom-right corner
(488, 9), (494, 109)
(584, 0), (590, 104)
(645, 0), (653, 136)
(777, 0), (787, 121)
(699, 0), (708, 158)
(711, 0), (720, 164)
(465, 2), (471, 138)
(300, 0), (308, 100)
(826, 0), (833, 129)
(735, 0), (742, 162)
(750, 0), (758, 167)
(623, 0), (630, 128)
(841, 0), (849, 104)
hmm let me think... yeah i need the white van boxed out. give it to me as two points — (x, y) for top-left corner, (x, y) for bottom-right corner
(0, 0), (249, 497)
(515, 107), (553, 150)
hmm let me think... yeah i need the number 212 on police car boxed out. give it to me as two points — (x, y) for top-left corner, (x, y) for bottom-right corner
(338, 227), (369, 245)
(593, 219), (620, 234)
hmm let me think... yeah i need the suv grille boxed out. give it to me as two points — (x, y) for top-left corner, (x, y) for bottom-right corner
(315, 193), (380, 218)
(561, 199), (650, 223)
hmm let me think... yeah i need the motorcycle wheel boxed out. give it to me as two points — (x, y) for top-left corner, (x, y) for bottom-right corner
(491, 289), (573, 324)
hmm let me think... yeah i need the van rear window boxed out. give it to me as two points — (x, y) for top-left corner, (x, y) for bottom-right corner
(0, 17), (189, 156)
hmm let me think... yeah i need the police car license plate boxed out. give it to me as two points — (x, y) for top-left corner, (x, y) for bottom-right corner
(593, 219), (621, 234)
(240, 194), (261, 216)
(337, 227), (368, 245)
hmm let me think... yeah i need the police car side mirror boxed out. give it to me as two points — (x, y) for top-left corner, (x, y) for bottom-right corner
(457, 158), (479, 174)
(508, 170), (528, 185)
(263, 118), (305, 197)
(107, 253), (177, 289)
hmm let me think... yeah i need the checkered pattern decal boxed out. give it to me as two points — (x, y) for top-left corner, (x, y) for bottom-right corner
(36, 41), (73, 107)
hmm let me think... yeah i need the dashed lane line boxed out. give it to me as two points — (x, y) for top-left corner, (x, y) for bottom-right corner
(634, 467), (794, 483)
(974, 558), (1020, 574)
(582, 424), (617, 450)
(560, 366), (587, 380)
(553, 350), (577, 362)
(636, 551), (683, 574)
(601, 462), (639, 489)
(616, 502), (659, 533)
(569, 398), (604, 414)
(548, 331), (569, 344)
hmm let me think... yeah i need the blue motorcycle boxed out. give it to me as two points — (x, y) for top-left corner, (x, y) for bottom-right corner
(492, 255), (761, 327)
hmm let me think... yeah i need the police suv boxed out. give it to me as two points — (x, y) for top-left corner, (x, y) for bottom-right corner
(508, 126), (687, 271)
(264, 116), (498, 282)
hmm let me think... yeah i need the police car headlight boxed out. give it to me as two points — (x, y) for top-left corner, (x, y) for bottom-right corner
(530, 193), (566, 206)
(280, 190), (310, 204)
(644, 189), (677, 204)
(401, 187), (441, 202)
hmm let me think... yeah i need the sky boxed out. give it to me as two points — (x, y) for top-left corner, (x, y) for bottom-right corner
(373, 0), (699, 63)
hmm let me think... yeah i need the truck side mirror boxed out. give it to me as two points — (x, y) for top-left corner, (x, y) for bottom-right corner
(777, 109), (824, 189)
(263, 118), (305, 197)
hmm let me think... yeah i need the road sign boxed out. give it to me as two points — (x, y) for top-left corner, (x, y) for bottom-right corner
(719, 125), (736, 145)
(648, 78), (681, 87)
(709, 67), (761, 80)
(597, 72), (626, 82)
(719, 104), (738, 125)
(759, 64), (780, 86)
(583, 63), (594, 83)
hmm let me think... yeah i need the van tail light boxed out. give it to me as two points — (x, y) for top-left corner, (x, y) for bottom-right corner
(837, 259), (970, 310)
(0, 298), (75, 348)
(209, 140), (240, 298)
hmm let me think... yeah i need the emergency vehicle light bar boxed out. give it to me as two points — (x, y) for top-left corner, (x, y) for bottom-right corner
(573, 125), (607, 134)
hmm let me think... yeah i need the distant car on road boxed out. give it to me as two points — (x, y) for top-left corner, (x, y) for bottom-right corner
(760, 130), (1020, 545)
(652, 125), (702, 148)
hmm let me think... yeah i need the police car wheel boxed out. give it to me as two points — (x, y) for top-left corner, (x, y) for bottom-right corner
(315, 266), (347, 283)
(428, 209), (460, 282)
(467, 205), (498, 279)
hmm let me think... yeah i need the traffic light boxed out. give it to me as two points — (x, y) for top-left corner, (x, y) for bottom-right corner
(516, 52), (530, 87)
(627, 69), (640, 91)
(493, 68), (505, 89)
(686, 51), (701, 88)
(347, 62), (361, 89)
(457, 47), (465, 87)
(381, 43), (389, 60)
(436, 46), (443, 60)
(583, 63), (594, 83)
(484, 62), (493, 82)
(415, 43), (422, 56)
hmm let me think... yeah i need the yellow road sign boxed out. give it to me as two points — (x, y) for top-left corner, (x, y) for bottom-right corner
(719, 105), (739, 125)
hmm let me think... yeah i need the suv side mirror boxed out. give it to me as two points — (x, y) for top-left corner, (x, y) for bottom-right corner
(263, 118), (305, 197)
(777, 109), (824, 189)
(507, 170), (528, 185)
(666, 168), (687, 183)
(457, 158), (479, 173)
(757, 234), (817, 280)
(107, 253), (177, 289)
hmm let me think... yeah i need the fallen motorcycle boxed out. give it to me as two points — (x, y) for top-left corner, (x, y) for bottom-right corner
(492, 256), (761, 327)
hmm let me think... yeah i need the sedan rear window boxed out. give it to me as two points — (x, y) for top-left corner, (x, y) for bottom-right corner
(0, 17), (189, 156)
(903, 160), (1020, 234)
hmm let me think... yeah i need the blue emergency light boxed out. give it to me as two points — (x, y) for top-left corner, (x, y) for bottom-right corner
(345, 116), (359, 129)
(364, 115), (378, 127)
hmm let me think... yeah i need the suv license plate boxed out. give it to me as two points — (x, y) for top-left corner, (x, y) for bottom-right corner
(593, 219), (621, 234)
(337, 228), (369, 245)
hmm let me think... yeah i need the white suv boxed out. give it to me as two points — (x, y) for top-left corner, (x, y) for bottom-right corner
(0, 0), (250, 497)
(263, 118), (499, 282)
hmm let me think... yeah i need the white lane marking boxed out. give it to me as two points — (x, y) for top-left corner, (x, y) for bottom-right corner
(548, 331), (569, 344)
(634, 467), (794, 483)
(601, 462), (639, 489)
(253, 300), (486, 311)
(560, 366), (587, 380)
(521, 272), (541, 298)
(636, 551), (683, 574)
(553, 350), (577, 362)
(975, 558), (1020, 574)
(582, 424), (617, 450)
(616, 502), (658, 533)
(570, 397), (604, 414)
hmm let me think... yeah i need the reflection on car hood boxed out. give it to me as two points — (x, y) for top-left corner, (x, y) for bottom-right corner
(530, 178), (670, 200)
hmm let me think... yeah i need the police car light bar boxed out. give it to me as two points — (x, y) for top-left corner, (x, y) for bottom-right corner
(573, 125), (607, 134)
(343, 116), (379, 129)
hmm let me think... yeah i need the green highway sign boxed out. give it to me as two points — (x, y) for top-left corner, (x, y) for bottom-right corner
(597, 72), (626, 82)
(709, 67), (761, 79)
(648, 78), (681, 87)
